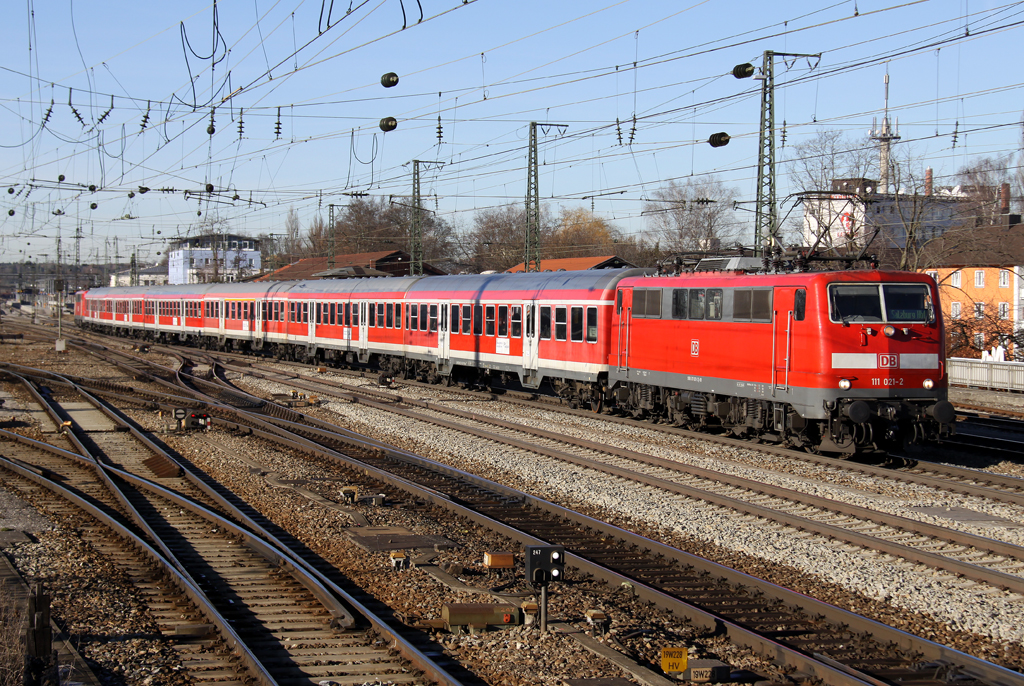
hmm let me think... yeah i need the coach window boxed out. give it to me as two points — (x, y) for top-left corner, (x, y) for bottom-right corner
(351, 303), (359, 326)
(302, 303), (309, 323)
(473, 304), (484, 335)
(570, 306), (584, 342)
(484, 305), (495, 336)
(410, 304), (419, 331)
(386, 303), (394, 328)
(689, 289), (705, 320)
(429, 304), (438, 332)
(396, 303), (402, 328)
(463, 305), (473, 334)
(672, 289), (688, 319)
(498, 305), (508, 337)
(586, 306), (598, 342)
(511, 306), (522, 337)
(367, 302), (375, 327)
(706, 289), (723, 320)
(555, 306), (568, 341)
(377, 303), (385, 326)
(330, 303), (337, 325)
(794, 289), (806, 321)
(315, 304), (321, 324)
(540, 306), (552, 340)
(230, 302), (236, 320)
(421, 304), (429, 331)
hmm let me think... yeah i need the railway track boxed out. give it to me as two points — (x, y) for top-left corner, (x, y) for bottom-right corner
(200, 357), (1024, 592)
(0, 369), (463, 686)
(34, 341), (1024, 685)
(10, 328), (1024, 684)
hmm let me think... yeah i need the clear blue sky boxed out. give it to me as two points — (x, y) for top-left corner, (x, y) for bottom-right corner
(1, 0), (1020, 265)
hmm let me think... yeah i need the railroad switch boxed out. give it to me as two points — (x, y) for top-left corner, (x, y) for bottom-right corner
(341, 487), (359, 503)
(390, 551), (409, 571)
(520, 601), (538, 626)
(369, 493), (386, 506)
(585, 609), (609, 636)
(179, 412), (211, 430)
(441, 603), (519, 634)
(483, 551), (514, 570)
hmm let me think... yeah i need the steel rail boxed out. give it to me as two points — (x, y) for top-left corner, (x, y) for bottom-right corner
(166, 371), (1024, 686)
(3, 365), (465, 686)
(0, 451), (282, 686)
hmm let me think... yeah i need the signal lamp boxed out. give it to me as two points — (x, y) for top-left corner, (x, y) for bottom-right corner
(838, 378), (852, 390)
(923, 379), (934, 390)
(883, 325), (896, 337)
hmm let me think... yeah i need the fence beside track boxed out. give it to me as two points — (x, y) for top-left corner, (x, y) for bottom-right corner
(949, 357), (1024, 392)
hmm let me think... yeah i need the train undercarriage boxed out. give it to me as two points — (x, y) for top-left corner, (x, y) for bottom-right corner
(80, 321), (955, 455)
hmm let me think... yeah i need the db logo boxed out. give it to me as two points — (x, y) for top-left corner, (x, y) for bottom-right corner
(690, 340), (699, 356)
(878, 354), (898, 368)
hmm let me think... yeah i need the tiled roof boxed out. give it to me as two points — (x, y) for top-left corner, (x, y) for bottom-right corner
(504, 255), (635, 273)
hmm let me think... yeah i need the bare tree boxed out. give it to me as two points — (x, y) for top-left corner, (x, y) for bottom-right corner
(643, 175), (740, 253)
(546, 207), (621, 259)
(284, 207), (303, 261)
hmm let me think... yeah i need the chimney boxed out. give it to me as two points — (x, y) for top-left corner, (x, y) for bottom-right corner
(925, 168), (933, 196)
(1001, 182), (1011, 214)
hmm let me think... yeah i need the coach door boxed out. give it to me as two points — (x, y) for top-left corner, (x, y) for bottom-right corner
(437, 300), (450, 367)
(254, 298), (265, 346)
(772, 287), (801, 395)
(523, 302), (539, 381)
(358, 302), (369, 360)
(616, 289), (630, 373)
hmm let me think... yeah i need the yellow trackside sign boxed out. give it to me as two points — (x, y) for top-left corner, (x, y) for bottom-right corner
(661, 646), (688, 673)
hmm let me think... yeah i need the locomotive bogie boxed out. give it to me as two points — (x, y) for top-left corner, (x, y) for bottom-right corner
(74, 267), (953, 455)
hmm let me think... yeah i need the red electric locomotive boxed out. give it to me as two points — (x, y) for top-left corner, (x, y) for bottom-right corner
(75, 261), (953, 454)
(609, 258), (954, 454)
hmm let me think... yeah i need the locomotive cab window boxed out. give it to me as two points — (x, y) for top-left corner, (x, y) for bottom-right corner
(794, 289), (806, 321)
(829, 285), (882, 323)
(883, 284), (934, 322)
(829, 284), (934, 323)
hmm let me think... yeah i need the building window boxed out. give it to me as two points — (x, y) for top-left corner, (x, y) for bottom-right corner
(1000, 269), (1010, 288)
(951, 302), (960, 319)
(974, 332), (985, 349)
(975, 270), (985, 288)
(1000, 302), (1010, 320)
(951, 271), (961, 288)
(975, 302), (984, 319)
(925, 270), (938, 283)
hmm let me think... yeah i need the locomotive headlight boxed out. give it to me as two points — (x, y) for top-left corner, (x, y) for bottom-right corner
(838, 378), (852, 390)
(923, 378), (934, 390)
(883, 325), (896, 337)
